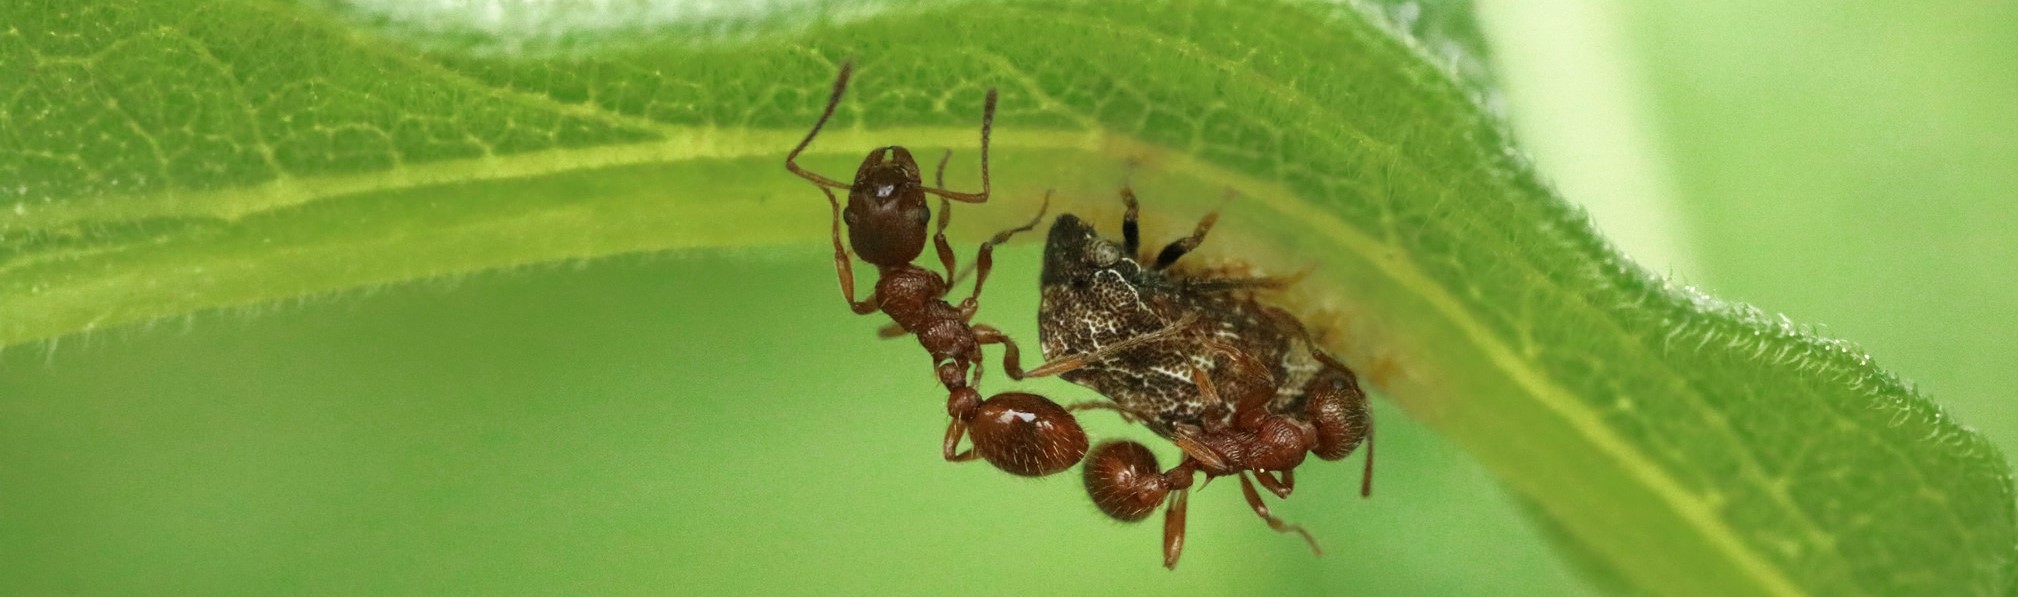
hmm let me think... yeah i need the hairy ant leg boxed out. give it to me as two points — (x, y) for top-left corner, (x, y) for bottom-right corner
(959, 192), (1051, 317)
(1238, 471), (1322, 556)
(1253, 469), (1295, 498)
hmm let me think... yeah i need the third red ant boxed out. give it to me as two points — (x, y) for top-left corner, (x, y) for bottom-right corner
(784, 63), (1186, 477)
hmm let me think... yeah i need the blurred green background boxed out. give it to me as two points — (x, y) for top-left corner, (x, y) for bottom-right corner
(3, 1), (2013, 595)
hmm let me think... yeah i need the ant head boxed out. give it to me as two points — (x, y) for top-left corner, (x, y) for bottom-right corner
(842, 145), (930, 267)
(1083, 440), (1166, 522)
(965, 392), (1089, 477)
(1305, 354), (1369, 461)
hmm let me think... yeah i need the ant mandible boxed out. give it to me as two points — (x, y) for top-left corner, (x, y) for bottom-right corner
(784, 62), (1181, 477)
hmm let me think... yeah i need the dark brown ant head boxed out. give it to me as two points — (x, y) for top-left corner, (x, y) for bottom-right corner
(841, 145), (931, 267)
(1083, 440), (1167, 522)
(1040, 214), (1140, 289)
(966, 392), (1090, 477)
(1306, 354), (1370, 462)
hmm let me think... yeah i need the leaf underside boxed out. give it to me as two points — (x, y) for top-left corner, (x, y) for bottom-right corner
(0, 1), (2010, 595)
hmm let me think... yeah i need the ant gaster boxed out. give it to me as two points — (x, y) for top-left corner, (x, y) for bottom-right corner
(1038, 188), (1374, 568)
(785, 63), (1183, 477)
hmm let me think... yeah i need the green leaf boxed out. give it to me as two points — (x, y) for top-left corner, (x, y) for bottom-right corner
(1, 1), (2010, 595)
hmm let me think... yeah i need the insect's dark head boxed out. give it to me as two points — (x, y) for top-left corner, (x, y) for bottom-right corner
(1041, 213), (1133, 287)
(843, 145), (930, 266)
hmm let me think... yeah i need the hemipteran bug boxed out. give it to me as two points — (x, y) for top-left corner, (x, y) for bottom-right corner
(785, 63), (1182, 477)
(1038, 187), (1375, 568)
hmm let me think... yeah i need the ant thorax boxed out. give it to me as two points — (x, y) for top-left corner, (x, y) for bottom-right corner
(1037, 213), (1322, 438)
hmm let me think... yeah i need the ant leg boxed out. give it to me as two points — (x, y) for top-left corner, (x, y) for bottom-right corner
(1152, 209), (1221, 271)
(1185, 268), (1314, 294)
(1069, 400), (1151, 425)
(971, 324), (1026, 378)
(931, 149), (959, 287)
(1162, 488), (1190, 569)
(1119, 186), (1142, 258)
(923, 88), (997, 203)
(943, 387), (983, 463)
(958, 191), (1051, 315)
(1253, 469), (1295, 499)
(785, 62), (854, 189)
(1361, 413), (1375, 498)
(822, 187), (879, 314)
(1239, 472), (1322, 556)
(1013, 312), (1202, 379)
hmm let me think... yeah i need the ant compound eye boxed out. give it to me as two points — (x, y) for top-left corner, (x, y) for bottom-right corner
(1083, 441), (1166, 522)
(1087, 240), (1122, 266)
(968, 393), (1089, 477)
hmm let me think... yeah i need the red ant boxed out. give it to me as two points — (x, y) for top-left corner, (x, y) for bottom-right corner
(784, 63), (1183, 477)
(1081, 344), (1371, 569)
(1039, 188), (1374, 568)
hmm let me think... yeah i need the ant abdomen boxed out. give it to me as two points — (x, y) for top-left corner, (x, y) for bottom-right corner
(965, 393), (1089, 477)
(1083, 440), (1169, 522)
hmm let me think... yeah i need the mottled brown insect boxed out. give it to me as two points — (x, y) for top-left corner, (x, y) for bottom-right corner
(1039, 187), (1375, 568)
(785, 63), (1172, 477)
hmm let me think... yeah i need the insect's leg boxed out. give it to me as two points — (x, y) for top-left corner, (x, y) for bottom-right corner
(1254, 469), (1294, 499)
(931, 150), (959, 289)
(1185, 268), (1315, 294)
(1016, 312), (1202, 379)
(876, 322), (906, 339)
(922, 88), (997, 203)
(942, 387), (983, 463)
(1119, 186), (1142, 258)
(1361, 412), (1375, 498)
(972, 325), (1027, 379)
(1239, 472), (1322, 556)
(1068, 400), (1143, 424)
(1162, 488), (1190, 570)
(785, 62), (853, 189)
(1152, 209), (1221, 271)
(1189, 366), (1224, 410)
(958, 191), (1051, 316)
(823, 187), (879, 314)
(1196, 339), (1278, 416)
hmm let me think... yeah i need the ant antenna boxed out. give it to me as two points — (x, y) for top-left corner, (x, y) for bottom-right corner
(786, 61), (855, 189)
(921, 88), (996, 203)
